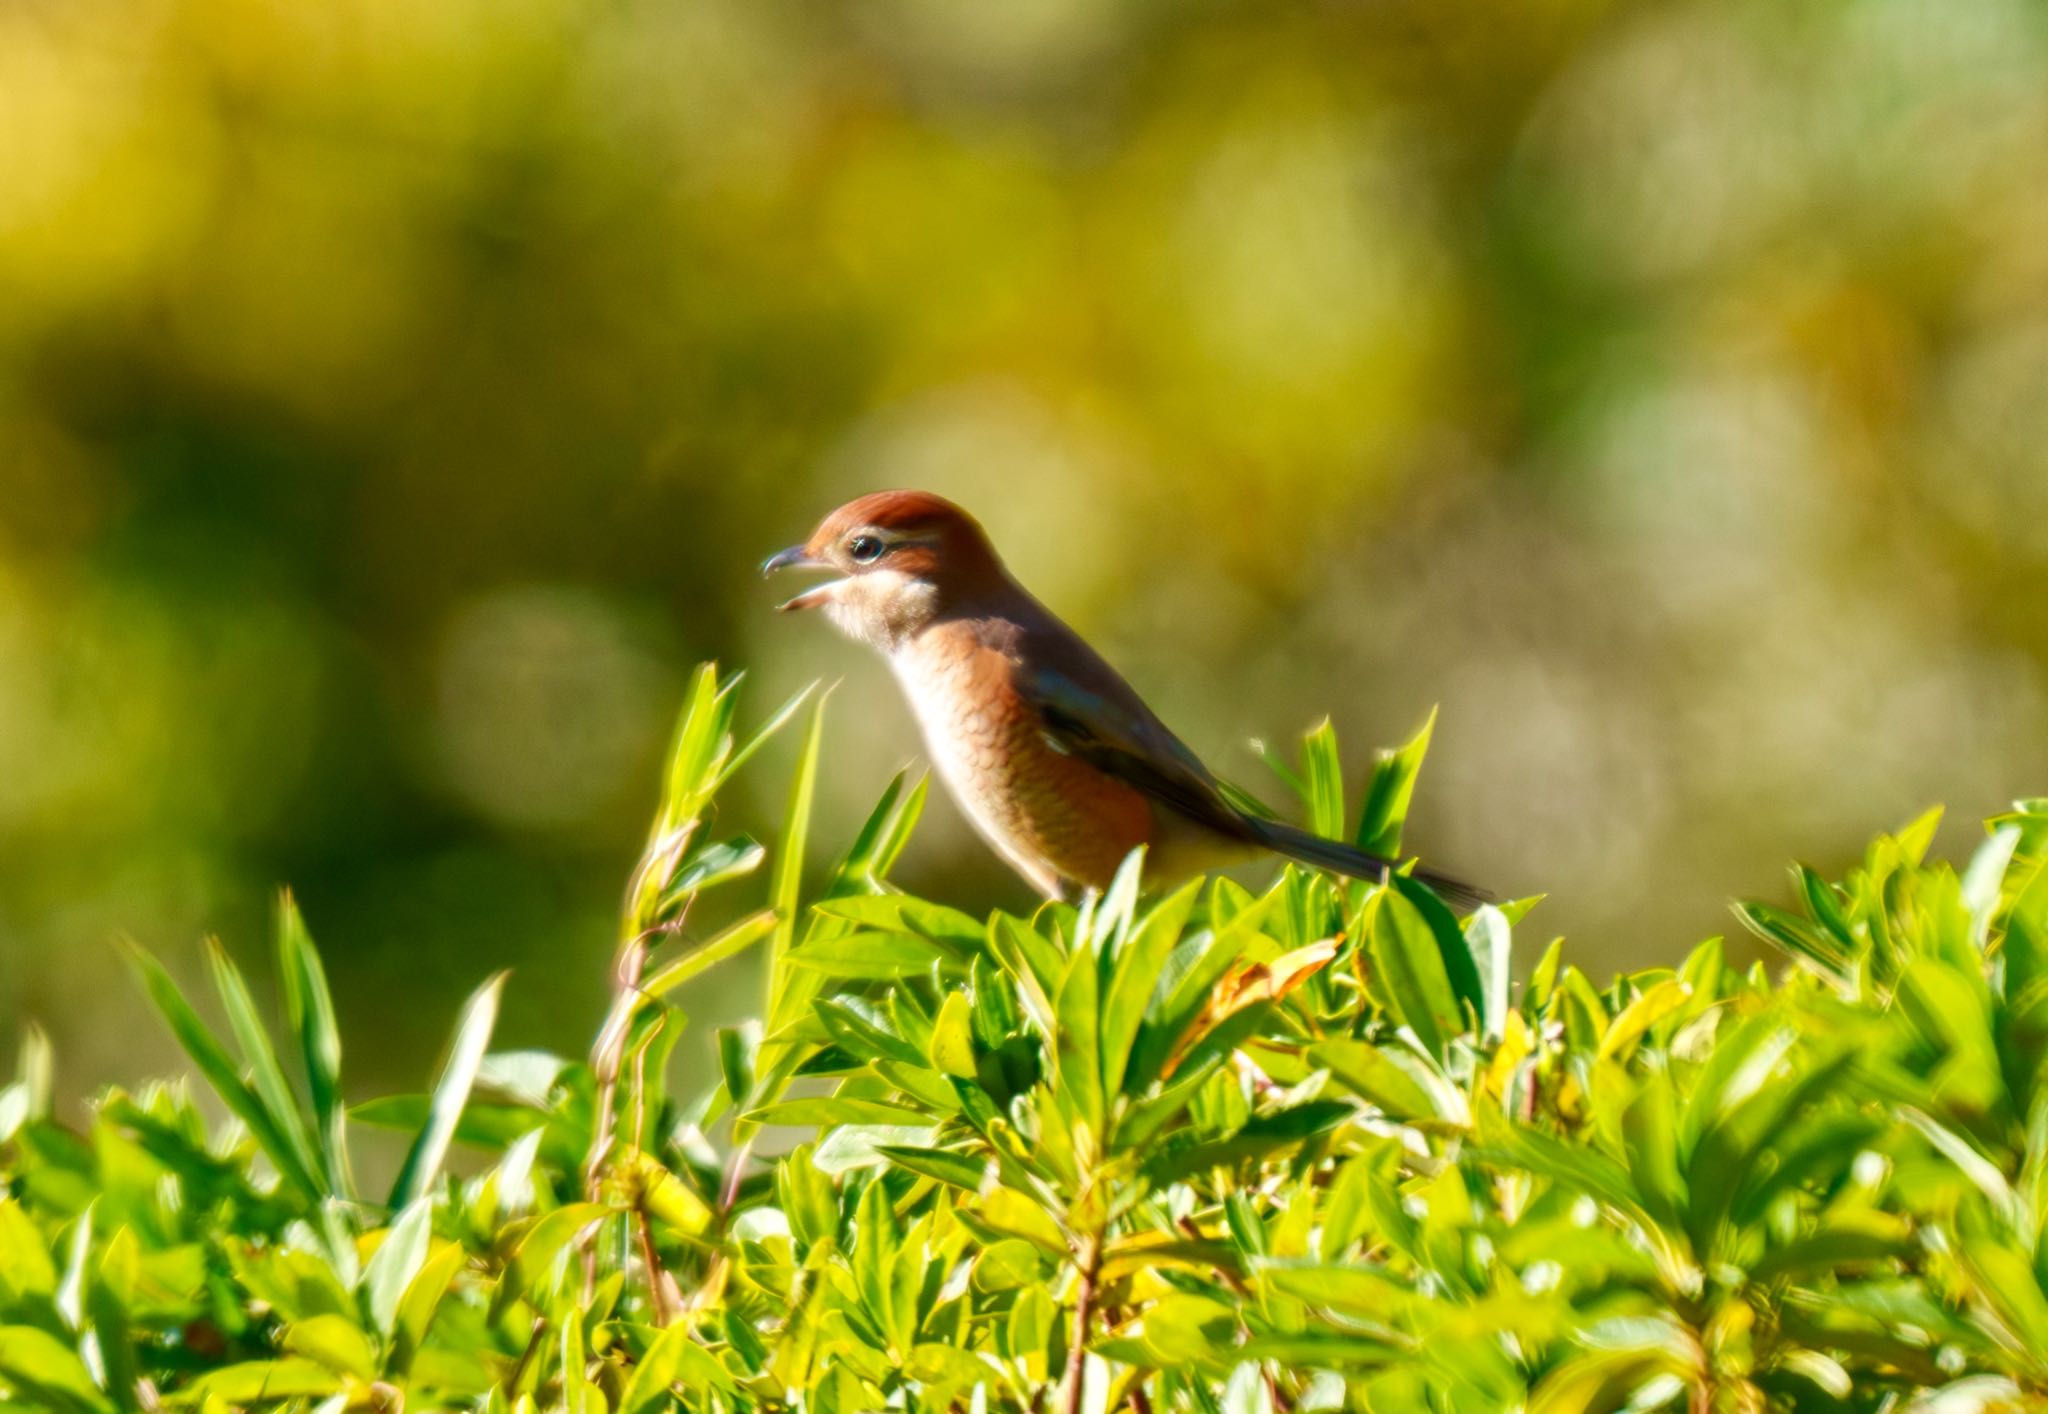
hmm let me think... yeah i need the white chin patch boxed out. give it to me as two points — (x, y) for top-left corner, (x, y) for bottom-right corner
(814, 569), (934, 649)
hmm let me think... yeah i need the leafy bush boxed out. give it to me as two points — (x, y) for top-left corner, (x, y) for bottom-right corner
(4, 664), (2048, 1413)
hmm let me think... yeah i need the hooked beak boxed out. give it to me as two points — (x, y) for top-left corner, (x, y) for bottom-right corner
(761, 544), (842, 612)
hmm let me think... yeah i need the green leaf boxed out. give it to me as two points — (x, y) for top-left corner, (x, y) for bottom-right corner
(1301, 718), (1346, 841)
(0, 1202), (56, 1299)
(123, 942), (325, 1206)
(1055, 940), (1105, 1134)
(282, 1313), (378, 1380)
(1314, 1040), (1464, 1126)
(1260, 1264), (1415, 1324)
(1678, 1013), (1798, 1158)
(851, 1178), (901, 1339)
(0, 1323), (113, 1414)
(828, 771), (930, 893)
(561, 1306), (598, 1414)
(989, 912), (1065, 1018)
(1895, 805), (1944, 867)
(1090, 846), (1148, 956)
(777, 1142), (840, 1249)
(928, 992), (977, 1080)
(361, 1196), (433, 1339)
(1958, 1234), (2048, 1355)
(1393, 873), (1485, 1026)
(877, 1145), (989, 1192)
(659, 665), (731, 827)
(206, 935), (326, 1194)
(1103, 880), (1200, 1100)
(277, 892), (350, 1202)
(494, 1203), (611, 1314)
(389, 971), (506, 1209)
(747, 1096), (932, 1128)
(719, 1025), (757, 1106)
(970, 1188), (1067, 1256)
(349, 1097), (546, 1153)
(1142, 1293), (1240, 1366)
(1597, 980), (1690, 1065)
(715, 677), (817, 792)
(1747, 1226), (1912, 1283)
(620, 1320), (737, 1411)
(906, 1342), (994, 1387)
(660, 835), (768, 908)
(815, 999), (922, 1066)
(973, 1239), (1047, 1292)
(786, 932), (949, 979)
(1463, 904), (1513, 1042)
(1364, 886), (1460, 1061)
(641, 909), (778, 999)
(1903, 1110), (2019, 1223)
(390, 1240), (468, 1376)
(182, 1358), (345, 1405)
(813, 895), (983, 947)
(623, 1148), (714, 1238)
(1733, 900), (1851, 983)
(1357, 708), (1435, 858)
(1962, 825), (2022, 948)
(766, 689), (830, 1027)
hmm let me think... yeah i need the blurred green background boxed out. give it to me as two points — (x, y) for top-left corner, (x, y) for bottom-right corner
(5, 0), (2047, 1098)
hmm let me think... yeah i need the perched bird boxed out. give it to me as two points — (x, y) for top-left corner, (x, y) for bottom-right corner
(764, 490), (1479, 906)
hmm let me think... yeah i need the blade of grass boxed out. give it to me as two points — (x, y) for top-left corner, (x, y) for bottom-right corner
(389, 972), (506, 1210)
(277, 892), (351, 1203)
(714, 680), (818, 791)
(204, 937), (330, 1200)
(1302, 718), (1346, 841)
(765, 687), (831, 1035)
(659, 664), (728, 831)
(869, 773), (930, 881)
(1358, 708), (1437, 858)
(361, 1195), (433, 1339)
(123, 942), (325, 1207)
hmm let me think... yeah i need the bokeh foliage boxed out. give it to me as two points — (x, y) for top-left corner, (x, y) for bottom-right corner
(5, 670), (2048, 1411)
(6, 0), (2048, 1090)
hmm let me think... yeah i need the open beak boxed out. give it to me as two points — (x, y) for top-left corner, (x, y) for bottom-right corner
(760, 544), (842, 612)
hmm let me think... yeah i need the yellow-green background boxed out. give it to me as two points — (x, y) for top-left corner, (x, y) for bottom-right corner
(4, 0), (2046, 1096)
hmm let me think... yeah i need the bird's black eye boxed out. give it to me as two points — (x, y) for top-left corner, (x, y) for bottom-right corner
(847, 534), (884, 564)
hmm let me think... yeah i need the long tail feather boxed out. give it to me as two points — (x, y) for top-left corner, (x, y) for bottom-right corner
(1247, 819), (1488, 910)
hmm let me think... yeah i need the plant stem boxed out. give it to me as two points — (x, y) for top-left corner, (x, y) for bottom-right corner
(582, 935), (649, 1297)
(1064, 1235), (1100, 1414)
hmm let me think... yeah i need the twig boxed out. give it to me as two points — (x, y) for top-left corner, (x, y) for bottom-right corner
(582, 934), (652, 1297)
(636, 1211), (675, 1326)
(719, 1137), (755, 1212)
(1064, 1235), (1101, 1414)
(506, 1315), (548, 1397)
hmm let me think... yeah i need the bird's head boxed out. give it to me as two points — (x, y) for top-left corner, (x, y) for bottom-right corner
(762, 490), (1005, 648)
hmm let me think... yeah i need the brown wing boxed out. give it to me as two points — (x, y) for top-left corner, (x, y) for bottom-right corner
(1013, 660), (1257, 844)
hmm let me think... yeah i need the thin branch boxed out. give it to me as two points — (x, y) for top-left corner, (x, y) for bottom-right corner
(582, 933), (652, 1297)
(1064, 1235), (1101, 1414)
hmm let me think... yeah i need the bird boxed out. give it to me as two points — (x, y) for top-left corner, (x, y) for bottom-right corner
(763, 489), (1480, 907)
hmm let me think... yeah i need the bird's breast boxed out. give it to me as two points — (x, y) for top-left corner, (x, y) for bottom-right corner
(890, 630), (1152, 892)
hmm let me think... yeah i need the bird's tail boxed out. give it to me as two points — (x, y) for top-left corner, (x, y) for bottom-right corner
(1246, 819), (1488, 911)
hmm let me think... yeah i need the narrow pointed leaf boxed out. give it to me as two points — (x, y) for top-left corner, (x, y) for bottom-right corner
(389, 972), (506, 1209)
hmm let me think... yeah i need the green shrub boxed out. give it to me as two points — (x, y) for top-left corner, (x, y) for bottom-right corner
(4, 663), (2047, 1413)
